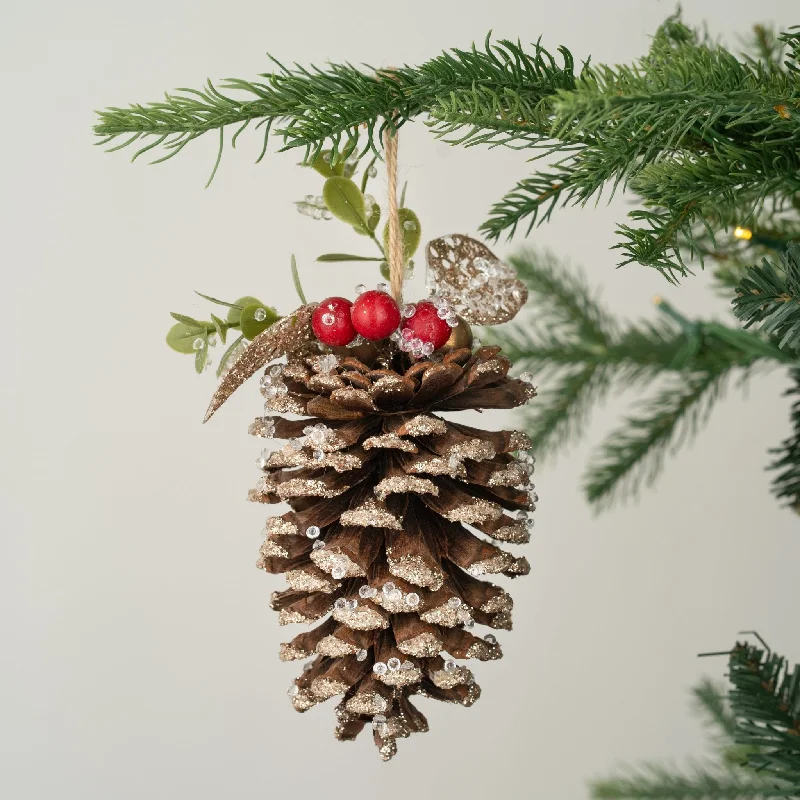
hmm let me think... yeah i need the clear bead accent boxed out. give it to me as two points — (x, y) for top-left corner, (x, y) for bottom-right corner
(321, 209), (332, 220)
(387, 657), (401, 672)
(315, 354), (338, 374)
(356, 649), (368, 661)
(402, 304), (416, 318)
(421, 342), (434, 356)
(436, 306), (450, 320)
(269, 365), (284, 378)
(334, 598), (347, 610)
(192, 337), (204, 350)
(484, 634), (498, 645)
(314, 196), (324, 206)
(256, 449), (270, 469)
(405, 592), (420, 608)
(364, 194), (376, 209)
(445, 313), (459, 327)
(312, 540), (325, 550)
(389, 588), (403, 602)
(305, 526), (321, 539)
(304, 194), (315, 203)
(359, 584), (377, 599)
(312, 449), (325, 462)
(444, 659), (456, 672)
(401, 660), (415, 671)
(207, 334), (217, 347)
(376, 282), (389, 293)
(254, 307), (267, 322)
(403, 220), (416, 231)
(382, 582), (396, 595)
(519, 372), (534, 384)
(331, 565), (346, 580)
(346, 599), (358, 611)
(447, 597), (462, 608)
(287, 684), (299, 697)
(464, 617), (475, 629)
(355, 283), (367, 295)
(472, 337), (483, 349)
(321, 312), (335, 326)
(373, 662), (388, 675)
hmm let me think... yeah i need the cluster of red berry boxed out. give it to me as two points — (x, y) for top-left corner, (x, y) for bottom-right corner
(311, 288), (454, 356)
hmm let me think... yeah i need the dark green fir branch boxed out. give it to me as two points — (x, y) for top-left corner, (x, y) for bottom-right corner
(733, 244), (800, 352)
(768, 368), (800, 511)
(727, 640), (800, 793)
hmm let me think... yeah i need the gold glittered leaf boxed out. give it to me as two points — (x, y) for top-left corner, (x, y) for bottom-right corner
(203, 303), (318, 422)
(425, 234), (528, 325)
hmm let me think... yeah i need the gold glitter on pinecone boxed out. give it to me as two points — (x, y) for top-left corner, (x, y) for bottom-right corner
(251, 345), (537, 760)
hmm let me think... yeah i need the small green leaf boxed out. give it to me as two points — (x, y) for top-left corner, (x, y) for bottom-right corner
(170, 312), (206, 328)
(316, 253), (384, 262)
(194, 291), (240, 310)
(227, 296), (263, 324)
(322, 177), (368, 231)
(311, 150), (344, 178)
(217, 334), (245, 377)
(240, 303), (279, 340)
(166, 322), (205, 354)
(383, 208), (421, 260)
(194, 338), (209, 374)
(210, 313), (227, 344)
(379, 261), (390, 281)
(367, 201), (381, 232)
(290, 255), (307, 305)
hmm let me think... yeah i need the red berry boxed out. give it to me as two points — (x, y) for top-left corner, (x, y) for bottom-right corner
(350, 290), (401, 341)
(400, 301), (452, 350)
(312, 297), (357, 346)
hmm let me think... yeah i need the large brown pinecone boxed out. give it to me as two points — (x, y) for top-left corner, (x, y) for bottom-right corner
(250, 344), (537, 760)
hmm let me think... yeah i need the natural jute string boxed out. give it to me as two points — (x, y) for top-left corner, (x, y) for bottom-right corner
(383, 125), (403, 305)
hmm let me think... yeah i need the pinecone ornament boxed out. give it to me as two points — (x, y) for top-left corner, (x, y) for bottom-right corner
(250, 342), (537, 760)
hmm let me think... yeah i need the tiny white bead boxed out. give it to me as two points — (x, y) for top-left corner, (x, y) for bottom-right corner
(193, 337), (204, 350)
(331, 566), (346, 580)
(346, 599), (358, 611)
(382, 582), (395, 595)
(405, 592), (420, 608)
(387, 657), (401, 672)
(254, 308), (267, 322)
(484, 634), (498, 645)
(355, 284), (366, 295)
(447, 597), (462, 609)
(305, 526), (320, 539)
(356, 649), (368, 661)
(376, 282), (389, 293)
(373, 662), (388, 675)
(312, 540), (325, 550)
(444, 659), (456, 672)
(334, 598), (346, 610)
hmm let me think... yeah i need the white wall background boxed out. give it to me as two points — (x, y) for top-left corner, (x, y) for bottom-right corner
(1, 1), (798, 797)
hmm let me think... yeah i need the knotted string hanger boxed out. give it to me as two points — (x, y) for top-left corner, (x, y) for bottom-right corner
(383, 123), (404, 306)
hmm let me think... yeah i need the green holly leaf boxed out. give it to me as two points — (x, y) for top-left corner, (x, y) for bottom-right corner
(322, 177), (368, 232)
(227, 296), (262, 324)
(383, 208), (421, 260)
(240, 303), (279, 340)
(166, 322), (205, 354)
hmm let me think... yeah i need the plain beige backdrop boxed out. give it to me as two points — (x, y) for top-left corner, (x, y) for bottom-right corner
(1, 0), (798, 797)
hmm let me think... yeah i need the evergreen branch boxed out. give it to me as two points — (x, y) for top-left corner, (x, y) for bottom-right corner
(732, 245), (800, 352)
(694, 679), (739, 743)
(518, 365), (608, 459)
(768, 368), (800, 511)
(590, 761), (785, 799)
(93, 37), (576, 166)
(728, 641), (800, 792)
(583, 368), (731, 509)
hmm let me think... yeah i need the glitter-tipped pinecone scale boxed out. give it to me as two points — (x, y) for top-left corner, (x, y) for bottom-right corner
(251, 345), (537, 760)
